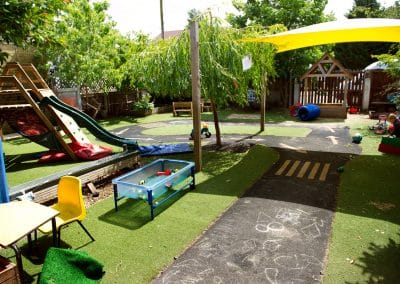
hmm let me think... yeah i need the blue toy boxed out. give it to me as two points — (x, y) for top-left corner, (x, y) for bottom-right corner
(352, 133), (363, 144)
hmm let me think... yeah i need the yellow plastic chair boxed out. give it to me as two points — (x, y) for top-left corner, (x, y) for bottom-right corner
(38, 176), (94, 246)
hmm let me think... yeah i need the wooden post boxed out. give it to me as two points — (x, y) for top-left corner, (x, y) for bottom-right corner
(190, 21), (202, 172)
(159, 0), (165, 40)
(260, 72), (267, 132)
(343, 79), (348, 107)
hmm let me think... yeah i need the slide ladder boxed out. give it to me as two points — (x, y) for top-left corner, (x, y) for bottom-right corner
(0, 74), (77, 160)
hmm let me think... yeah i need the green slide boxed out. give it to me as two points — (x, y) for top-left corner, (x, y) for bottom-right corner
(41, 96), (138, 150)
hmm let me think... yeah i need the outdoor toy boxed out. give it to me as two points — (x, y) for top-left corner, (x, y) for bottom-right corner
(189, 122), (212, 140)
(348, 106), (359, 114)
(297, 104), (321, 121)
(288, 102), (303, 117)
(352, 133), (363, 144)
(378, 136), (400, 155)
(369, 114), (387, 134)
(113, 159), (195, 220)
(156, 169), (172, 176)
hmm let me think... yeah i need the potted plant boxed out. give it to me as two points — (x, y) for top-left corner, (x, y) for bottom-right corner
(132, 93), (154, 116)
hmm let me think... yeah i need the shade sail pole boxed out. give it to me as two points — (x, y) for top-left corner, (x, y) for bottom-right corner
(260, 72), (267, 131)
(190, 21), (202, 172)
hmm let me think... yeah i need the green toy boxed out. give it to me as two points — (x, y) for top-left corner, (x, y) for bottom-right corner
(190, 122), (211, 140)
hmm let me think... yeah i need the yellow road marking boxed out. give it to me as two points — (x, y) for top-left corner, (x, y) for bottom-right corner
(297, 161), (311, 178)
(275, 160), (291, 176)
(286, 160), (301, 176)
(308, 162), (320, 179)
(319, 163), (331, 181)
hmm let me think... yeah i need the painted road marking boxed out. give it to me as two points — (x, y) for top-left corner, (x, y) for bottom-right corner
(326, 136), (338, 145)
(286, 160), (301, 177)
(308, 162), (320, 180)
(275, 160), (291, 176)
(297, 161), (311, 178)
(319, 163), (331, 181)
(275, 160), (332, 181)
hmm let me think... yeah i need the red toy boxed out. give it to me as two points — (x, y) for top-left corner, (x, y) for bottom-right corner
(156, 169), (172, 176)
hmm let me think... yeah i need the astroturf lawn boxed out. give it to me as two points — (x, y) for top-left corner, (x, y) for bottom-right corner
(3, 112), (400, 283)
(5, 145), (278, 283)
(323, 123), (400, 282)
(141, 124), (312, 137)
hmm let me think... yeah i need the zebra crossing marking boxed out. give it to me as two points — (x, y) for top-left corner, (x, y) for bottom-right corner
(275, 160), (331, 181)
(286, 160), (300, 177)
(319, 163), (331, 181)
(297, 161), (311, 178)
(308, 162), (320, 180)
(275, 160), (291, 176)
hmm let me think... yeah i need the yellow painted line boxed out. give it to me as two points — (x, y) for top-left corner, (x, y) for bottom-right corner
(319, 163), (331, 181)
(308, 162), (320, 180)
(297, 161), (311, 178)
(286, 160), (301, 176)
(275, 160), (291, 176)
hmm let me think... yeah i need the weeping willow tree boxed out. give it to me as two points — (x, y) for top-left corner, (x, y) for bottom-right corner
(124, 13), (276, 146)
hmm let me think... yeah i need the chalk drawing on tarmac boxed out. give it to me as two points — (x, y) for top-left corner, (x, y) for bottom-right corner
(162, 259), (214, 283)
(264, 267), (279, 284)
(301, 222), (321, 239)
(262, 239), (282, 252)
(255, 222), (285, 233)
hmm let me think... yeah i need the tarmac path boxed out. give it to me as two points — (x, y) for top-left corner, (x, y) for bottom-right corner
(112, 120), (360, 283)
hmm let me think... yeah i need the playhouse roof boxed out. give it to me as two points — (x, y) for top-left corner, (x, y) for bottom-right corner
(301, 53), (353, 80)
(242, 18), (400, 53)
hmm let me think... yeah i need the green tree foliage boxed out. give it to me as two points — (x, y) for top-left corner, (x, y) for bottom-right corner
(375, 45), (400, 109)
(0, 0), (66, 65)
(36, 0), (128, 92)
(227, 0), (328, 29)
(346, 0), (383, 18)
(124, 14), (276, 145)
(227, 0), (330, 107)
(384, 0), (400, 18)
(333, 0), (399, 70)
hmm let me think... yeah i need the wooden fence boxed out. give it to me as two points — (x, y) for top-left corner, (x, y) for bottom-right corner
(299, 71), (364, 107)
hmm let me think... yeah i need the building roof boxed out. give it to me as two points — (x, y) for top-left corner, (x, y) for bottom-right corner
(153, 30), (184, 41)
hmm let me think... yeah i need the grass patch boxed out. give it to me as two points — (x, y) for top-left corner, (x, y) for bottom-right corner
(142, 124), (311, 137)
(3, 132), (123, 187)
(4, 145), (279, 283)
(323, 153), (400, 283)
(3, 110), (400, 283)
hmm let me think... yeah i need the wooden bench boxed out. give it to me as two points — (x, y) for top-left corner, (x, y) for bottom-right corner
(172, 101), (192, 116)
(201, 99), (212, 112)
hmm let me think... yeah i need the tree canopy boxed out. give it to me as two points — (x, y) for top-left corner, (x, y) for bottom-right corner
(0, 0), (67, 65)
(227, 0), (329, 29)
(334, 0), (400, 70)
(35, 0), (128, 93)
(122, 14), (276, 145)
(227, 0), (331, 107)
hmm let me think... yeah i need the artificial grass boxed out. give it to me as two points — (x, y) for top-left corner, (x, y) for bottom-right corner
(3, 131), (123, 187)
(323, 154), (400, 283)
(3, 111), (400, 283)
(39, 248), (104, 283)
(141, 124), (312, 137)
(8, 144), (278, 283)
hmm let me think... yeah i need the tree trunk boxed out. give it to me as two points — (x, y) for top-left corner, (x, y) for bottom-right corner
(211, 99), (222, 147)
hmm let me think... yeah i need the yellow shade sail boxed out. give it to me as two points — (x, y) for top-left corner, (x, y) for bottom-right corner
(242, 18), (400, 53)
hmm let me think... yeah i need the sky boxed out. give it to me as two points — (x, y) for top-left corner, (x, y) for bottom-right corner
(105, 0), (397, 37)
